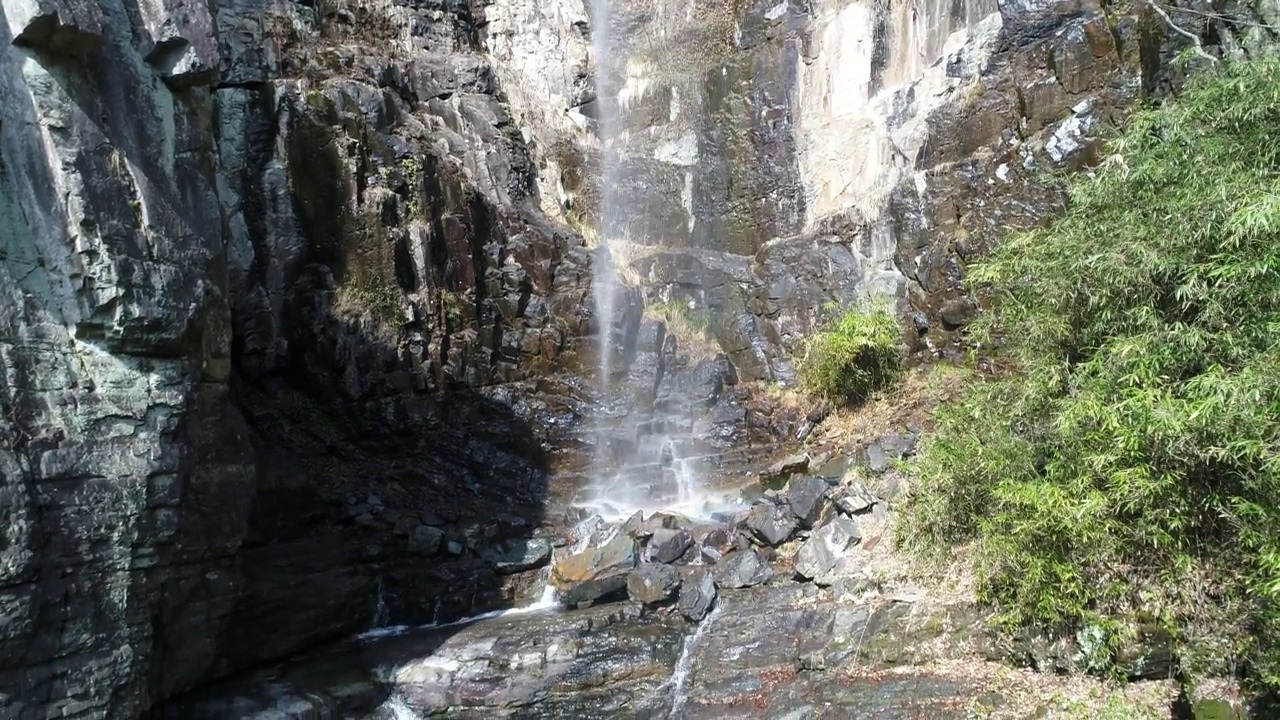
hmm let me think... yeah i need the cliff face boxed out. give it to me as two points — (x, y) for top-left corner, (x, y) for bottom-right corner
(1, 0), (1276, 718)
(0, 1), (592, 717)
(496, 0), (1278, 378)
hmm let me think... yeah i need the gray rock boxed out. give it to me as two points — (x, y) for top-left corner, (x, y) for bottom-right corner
(794, 517), (861, 580)
(713, 549), (774, 589)
(411, 526), (445, 555)
(834, 485), (877, 515)
(648, 528), (693, 564)
(626, 563), (681, 606)
(677, 567), (718, 621)
(746, 502), (797, 547)
(785, 476), (829, 529)
(763, 452), (810, 482)
(482, 538), (553, 574)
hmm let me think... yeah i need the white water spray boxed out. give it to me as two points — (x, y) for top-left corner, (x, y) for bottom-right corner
(590, 0), (621, 402)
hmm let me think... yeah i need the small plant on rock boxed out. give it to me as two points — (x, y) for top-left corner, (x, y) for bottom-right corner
(798, 302), (902, 405)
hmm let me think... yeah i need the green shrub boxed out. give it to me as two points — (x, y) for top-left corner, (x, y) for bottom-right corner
(899, 58), (1280, 691)
(798, 303), (901, 404)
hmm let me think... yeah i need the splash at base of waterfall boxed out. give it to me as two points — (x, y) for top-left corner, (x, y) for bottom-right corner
(578, 438), (748, 523)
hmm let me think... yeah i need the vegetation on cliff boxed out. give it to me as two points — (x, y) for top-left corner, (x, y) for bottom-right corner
(799, 304), (902, 404)
(900, 57), (1280, 691)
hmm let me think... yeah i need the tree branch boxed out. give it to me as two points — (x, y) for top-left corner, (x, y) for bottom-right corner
(1149, 1), (1219, 63)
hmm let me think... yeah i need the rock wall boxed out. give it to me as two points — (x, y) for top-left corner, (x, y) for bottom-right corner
(494, 0), (1279, 377)
(0, 0), (594, 717)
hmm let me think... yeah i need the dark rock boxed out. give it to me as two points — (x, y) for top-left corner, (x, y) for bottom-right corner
(482, 538), (553, 574)
(713, 549), (774, 589)
(677, 567), (718, 621)
(863, 434), (919, 473)
(626, 563), (682, 606)
(410, 526), (445, 555)
(648, 528), (694, 564)
(794, 517), (861, 580)
(746, 502), (797, 547)
(762, 452), (809, 482)
(785, 475), (830, 528)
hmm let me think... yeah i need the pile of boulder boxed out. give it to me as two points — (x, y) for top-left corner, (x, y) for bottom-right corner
(549, 454), (890, 622)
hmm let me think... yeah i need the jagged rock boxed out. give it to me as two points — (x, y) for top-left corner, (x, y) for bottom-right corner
(648, 528), (693, 564)
(794, 517), (861, 581)
(763, 452), (810, 482)
(785, 475), (829, 528)
(411, 526), (445, 555)
(812, 558), (854, 588)
(483, 538), (553, 574)
(713, 549), (774, 589)
(746, 502), (797, 547)
(677, 567), (718, 621)
(834, 486), (877, 515)
(552, 532), (639, 607)
(863, 434), (918, 473)
(622, 511), (651, 539)
(627, 563), (682, 606)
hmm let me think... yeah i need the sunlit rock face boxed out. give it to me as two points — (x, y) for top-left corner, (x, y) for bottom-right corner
(494, 0), (1277, 374)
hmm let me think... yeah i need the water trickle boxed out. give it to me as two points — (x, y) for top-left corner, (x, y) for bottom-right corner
(668, 604), (722, 718)
(372, 577), (390, 629)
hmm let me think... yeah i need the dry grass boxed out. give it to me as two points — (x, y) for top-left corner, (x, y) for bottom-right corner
(843, 660), (1179, 719)
(644, 301), (721, 361)
(809, 362), (973, 450)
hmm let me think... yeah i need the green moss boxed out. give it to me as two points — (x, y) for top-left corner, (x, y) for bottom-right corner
(338, 281), (401, 323)
(900, 57), (1280, 693)
(440, 289), (466, 325)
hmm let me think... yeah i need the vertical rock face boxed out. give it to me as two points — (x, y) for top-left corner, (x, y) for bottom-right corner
(498, 0), (1278, 376)
(0, 1), (593, 717)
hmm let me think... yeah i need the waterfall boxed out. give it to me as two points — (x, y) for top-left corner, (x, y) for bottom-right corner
(584, 0), (741, 524)
(590, 0), (620, 401)
(372, 577), (390, 629)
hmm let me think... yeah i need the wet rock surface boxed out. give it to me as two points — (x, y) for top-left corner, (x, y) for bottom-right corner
(4, 0), (1276, 716)
(152, 580), (1117, 720)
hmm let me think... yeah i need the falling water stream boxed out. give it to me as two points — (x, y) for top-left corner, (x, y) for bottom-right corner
(582, 0), (744, 525)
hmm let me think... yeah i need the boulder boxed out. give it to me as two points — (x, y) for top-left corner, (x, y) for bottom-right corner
(627, 563), (682, 606)
(410, 525), (444, 555)
(713, 549), (773, 589)
(746, 502), (796, 547)
(648, 528), (693, 564)
(552, 531), (639, 607)
(794, 517), (861, 580)
(785, 475), (829, 528)
(677, 567), (717, 621)
(482, 538), (553, 574)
